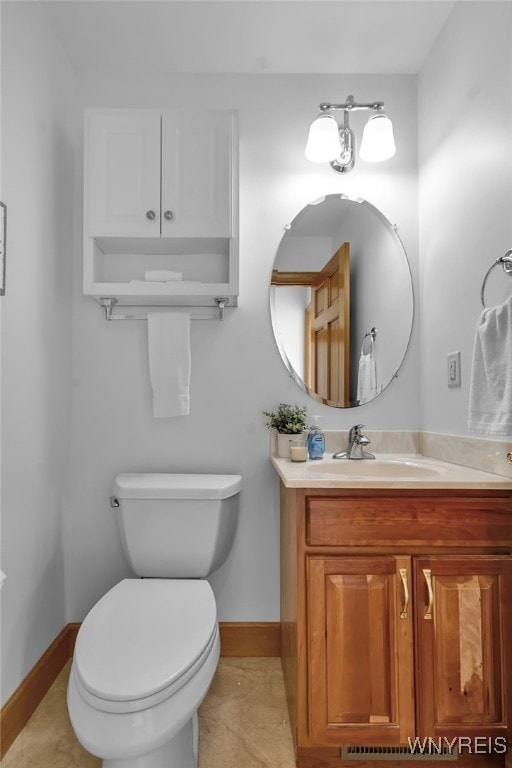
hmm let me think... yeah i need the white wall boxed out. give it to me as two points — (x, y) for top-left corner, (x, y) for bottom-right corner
(0, 0), (3, 600)
(0, 3), (76, 704)
(66, 73), (419, 622)
(418, 2), (512, 435)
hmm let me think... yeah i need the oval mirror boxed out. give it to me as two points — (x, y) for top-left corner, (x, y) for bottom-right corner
(270, 194), (413, 408)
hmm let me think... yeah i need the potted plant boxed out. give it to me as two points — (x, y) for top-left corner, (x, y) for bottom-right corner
(263, 403), (308, 458)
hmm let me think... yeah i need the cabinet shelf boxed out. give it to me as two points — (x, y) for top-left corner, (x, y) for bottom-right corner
(85, 284), (237, 307)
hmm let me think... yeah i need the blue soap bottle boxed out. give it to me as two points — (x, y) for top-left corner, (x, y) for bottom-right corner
(307, 416), (325, 460)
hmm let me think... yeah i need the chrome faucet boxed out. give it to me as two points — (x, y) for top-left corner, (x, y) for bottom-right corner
(333, 424), (375, 460)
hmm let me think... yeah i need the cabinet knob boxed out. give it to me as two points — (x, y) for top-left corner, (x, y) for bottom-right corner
(146, 210), (156, 221)
(164, 210), (174, 221)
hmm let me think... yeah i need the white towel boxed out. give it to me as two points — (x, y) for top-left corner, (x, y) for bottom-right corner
(468, 294), (512, 435)
(147, 313), (191, 417)
(357, 352), (377, 403)
(144, 270), (182, 282)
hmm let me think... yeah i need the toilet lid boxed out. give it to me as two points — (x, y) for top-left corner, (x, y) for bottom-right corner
(113, 473), (242, 500)
(74, 579), (217, 703)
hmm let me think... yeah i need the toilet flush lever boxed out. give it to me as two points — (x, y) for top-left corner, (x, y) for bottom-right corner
(110, 496), (120, 509)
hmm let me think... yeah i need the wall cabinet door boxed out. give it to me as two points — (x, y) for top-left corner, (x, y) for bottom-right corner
(161, 111), (231, 237)
(86, 110), (232, 239)
(415, 555), (512, 742)
(307, 555), (415, 746)
(86, 112), (161, 237)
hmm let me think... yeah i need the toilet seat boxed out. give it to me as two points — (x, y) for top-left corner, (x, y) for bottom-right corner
(73, 578), (217, 714)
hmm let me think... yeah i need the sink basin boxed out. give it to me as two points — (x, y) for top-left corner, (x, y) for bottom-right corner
(307, 459), (444, 479)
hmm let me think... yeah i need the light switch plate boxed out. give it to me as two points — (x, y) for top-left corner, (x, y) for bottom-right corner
(447, 351), (461, 387)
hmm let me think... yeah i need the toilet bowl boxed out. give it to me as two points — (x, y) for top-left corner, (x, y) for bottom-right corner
(67, 474), (241, 768)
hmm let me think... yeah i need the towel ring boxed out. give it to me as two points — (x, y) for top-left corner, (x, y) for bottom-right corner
(361, 327), (377, 355)
(480, 250), (512, 308)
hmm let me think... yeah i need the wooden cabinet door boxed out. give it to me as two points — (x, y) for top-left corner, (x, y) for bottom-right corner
(307, 556), (415, 746)
(161, 111), (231, 238)
(415, 556), (512, 742)
(86, 111), (161, 237)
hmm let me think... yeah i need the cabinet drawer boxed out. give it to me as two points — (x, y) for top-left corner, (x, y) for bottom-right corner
(306, 496), (512, 548)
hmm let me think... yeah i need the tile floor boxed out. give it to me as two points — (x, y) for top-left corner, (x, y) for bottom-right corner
(2, 658), (296, 768)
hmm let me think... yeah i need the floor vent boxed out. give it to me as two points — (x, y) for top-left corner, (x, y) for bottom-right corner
(341, 746), (458, 762)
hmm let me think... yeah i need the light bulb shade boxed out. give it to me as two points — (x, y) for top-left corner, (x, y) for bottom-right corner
(359, 113), (396, 162)
(305, 114), (341, 163)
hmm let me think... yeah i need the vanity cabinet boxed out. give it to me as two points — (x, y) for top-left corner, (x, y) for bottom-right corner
(280, 487), (512, 767)
(83, 109), (238, 308)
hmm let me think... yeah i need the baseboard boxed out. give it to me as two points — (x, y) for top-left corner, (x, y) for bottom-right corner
(219, 621), (281, 657)
(67, 621), (281, 656)
(0, 624), (75, 758)
(0, 620), (280, 756)
(67, 621), (281, 657)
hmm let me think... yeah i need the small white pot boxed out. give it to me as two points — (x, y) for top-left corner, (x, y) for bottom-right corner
(277, 433), (305, 458)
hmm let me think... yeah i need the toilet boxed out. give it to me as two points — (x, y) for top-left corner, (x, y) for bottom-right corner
(67, 473), (241, 768)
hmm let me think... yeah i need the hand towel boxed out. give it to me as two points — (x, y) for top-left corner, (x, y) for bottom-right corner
(468, 294), (512, 435)
(357, 352), (377, 403)
(147, 313), (191, 417)
(144, 270), (182, 282)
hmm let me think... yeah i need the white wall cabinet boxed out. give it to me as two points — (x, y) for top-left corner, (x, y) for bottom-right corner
(83, 109), (238, 310)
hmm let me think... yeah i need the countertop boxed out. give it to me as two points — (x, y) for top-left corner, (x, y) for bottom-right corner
(270, 453), (512, 490)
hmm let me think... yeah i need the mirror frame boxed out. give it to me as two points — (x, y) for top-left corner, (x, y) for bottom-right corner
(269, 193), (414, 408)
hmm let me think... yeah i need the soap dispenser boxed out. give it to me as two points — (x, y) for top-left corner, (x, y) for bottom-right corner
(307, 416), (325, 460)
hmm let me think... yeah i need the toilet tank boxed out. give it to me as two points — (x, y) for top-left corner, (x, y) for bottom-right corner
(112, 473), (241, 578)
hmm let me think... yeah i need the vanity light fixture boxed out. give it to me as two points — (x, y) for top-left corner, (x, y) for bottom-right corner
(305, 95), (396, 173)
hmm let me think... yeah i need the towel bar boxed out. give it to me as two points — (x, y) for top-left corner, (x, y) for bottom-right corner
(98, 297), (229, 321)
(480, 250), (512, 308)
